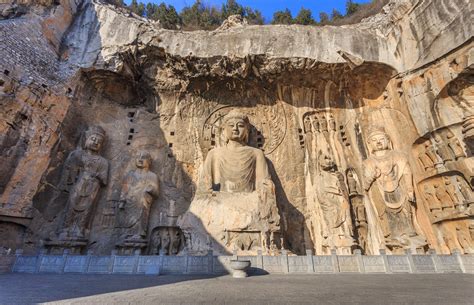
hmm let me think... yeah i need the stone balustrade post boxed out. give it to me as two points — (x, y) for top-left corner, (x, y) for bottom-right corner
(306, 249), (314, 273)
(354, 249), (365, 273)
(380, 249), (391, 274)
(281, 250), (289, 273)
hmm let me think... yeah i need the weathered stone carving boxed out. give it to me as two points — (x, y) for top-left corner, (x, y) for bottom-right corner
(363, 127), (426, 253)
(59, 126), (109, 241)
(116, 151), (159, 241)
(148, 227), (183, 255)
(315, 149), (354, 254)
(178, 109), (280, 254)
(347, 169), (368, 253)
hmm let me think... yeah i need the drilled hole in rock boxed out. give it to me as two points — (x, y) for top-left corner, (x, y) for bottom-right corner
(167, 153), (173, 158)
(298, 128), (303, 133)
(41, 84), (48, 88)
(0, 80), (4, 86)
(211, 140), (216, 145)
(129, 128), (135, 133)
(170, 131), (175, 136)
(66, 88), (72, 94)
(169, 143), (173, 148)
(128, 135), (133, 140)
(126, 142), (131, 146)
(3, 70), (9, 76)
(257, 137), (262, 143)
(128, 112), (135, 118)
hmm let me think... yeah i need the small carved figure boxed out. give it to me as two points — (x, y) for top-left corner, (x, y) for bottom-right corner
(417, 142), (433, 170)
(303, 116), (312, 133)
(443, 177), (461, 207)
(161, 230), (170, 255)
(328, 114), (336, 131)
(149, 230), (161, 255)
(433, 133), (453, 162)
(446, 130), (466, 159)
(423, 185), (442, 212)
(170, 230), (181, 255)
(433, 183), (454, 209)
(315, 150), (354, 253)
(311, 115), (320, 133)
(426, 141), (444, 168)
(363, 126), (425, 251)
(319, 115), (328, 133)
(456, 177), (473, 203)
(117, 151), (159, 241)
(347, 169), (359, 196)
(456, 225), (474, 254)
(59, 126), (109, 240)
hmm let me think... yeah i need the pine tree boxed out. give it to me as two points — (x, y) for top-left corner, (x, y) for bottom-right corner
(319, 12), (329, 24)
(271, 8), (293, 25)
(294, 8), (315, 25)
(345, 0), (360, 16)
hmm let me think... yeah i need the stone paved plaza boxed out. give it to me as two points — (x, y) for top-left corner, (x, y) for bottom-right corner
(0, 273), (473, 305)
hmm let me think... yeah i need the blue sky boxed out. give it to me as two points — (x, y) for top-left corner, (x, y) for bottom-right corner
(124, 0), (372, 22)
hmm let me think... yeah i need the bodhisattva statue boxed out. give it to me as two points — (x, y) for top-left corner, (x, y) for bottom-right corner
(315, 150), (355, 254)
(117, 151), (159, 241)
(363, 127), (426, 252)
(178, 110), (280, 254)
(59, 126), (109, 240)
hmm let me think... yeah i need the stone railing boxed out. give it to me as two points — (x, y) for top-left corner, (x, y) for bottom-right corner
(3, 249), (473, 275)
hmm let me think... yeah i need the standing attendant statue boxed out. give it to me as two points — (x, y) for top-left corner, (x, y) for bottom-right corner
(117, 151), (159, 241)
(59, 126), (109, 240)
(363, 126), (426, 252)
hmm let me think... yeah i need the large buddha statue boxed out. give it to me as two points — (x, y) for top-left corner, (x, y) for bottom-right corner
(363, 126), (426, 253)
(178, 110), (280, 254)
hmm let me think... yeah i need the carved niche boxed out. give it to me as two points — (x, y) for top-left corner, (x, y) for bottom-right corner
(418, 173), (473, 254)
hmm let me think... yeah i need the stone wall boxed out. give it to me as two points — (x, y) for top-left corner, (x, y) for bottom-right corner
(6, 251), (474, 275)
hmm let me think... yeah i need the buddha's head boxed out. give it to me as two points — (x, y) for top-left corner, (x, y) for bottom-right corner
(222, 110), (250, 144)
(367, 126), (391, 153)
(135, 150), (152, 170)
(84, 126), (106, 153)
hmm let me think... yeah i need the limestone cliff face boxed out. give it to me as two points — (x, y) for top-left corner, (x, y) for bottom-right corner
(0, 0), (472, 255)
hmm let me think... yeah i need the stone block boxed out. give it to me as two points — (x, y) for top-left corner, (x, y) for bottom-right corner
(337, 255), (360, 273)
(63, 255), (88, 273)
(262, 256), (282, 273)
(87, 256), (112, 274)
(0, 255), (15, 273)
(411, 255), (436, 273)
(38, 255), (64, 273)
(137, 256), (161, 274)
(387, 255), (411, 273)
(161, 256), (186, 274)
(362, 256), (386, 273)
(187, 256), (209, 274)
(460, 255), (474, 273)
(112, 256), (136, 274)
(12, 256), (38, 273)
(288, 256), (308, 273)
(313, 256), (334, 273)
(213, 256), (232, 274)
(436, 255), (463, 273)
